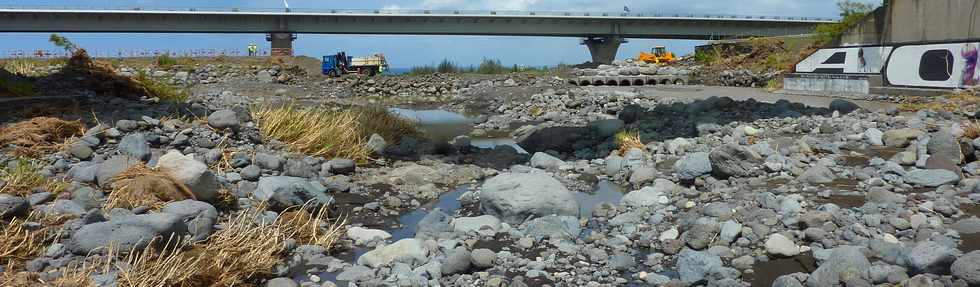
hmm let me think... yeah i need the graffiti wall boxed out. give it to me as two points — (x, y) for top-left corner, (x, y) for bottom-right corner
(796, 46), (893, 74)
(796, 41), (980, 89)
(885, 42), (979, 89)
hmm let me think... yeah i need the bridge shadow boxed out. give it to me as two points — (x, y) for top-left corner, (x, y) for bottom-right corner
(518, 96), (839, 159)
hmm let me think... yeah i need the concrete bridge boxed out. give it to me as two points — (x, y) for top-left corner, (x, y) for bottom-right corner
(0, 7), (834, 63)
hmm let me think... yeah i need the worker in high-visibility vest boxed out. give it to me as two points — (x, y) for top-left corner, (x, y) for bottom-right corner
(247, 43), (257, 56)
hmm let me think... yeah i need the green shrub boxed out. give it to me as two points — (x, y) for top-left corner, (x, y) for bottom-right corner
(155, 54), (178, 69)
(135, 71), (188, 102)
(476, 58), (505, 74)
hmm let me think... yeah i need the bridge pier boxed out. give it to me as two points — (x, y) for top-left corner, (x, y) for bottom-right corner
(266, 33), (296, 56)
(582, 37), (625, 65)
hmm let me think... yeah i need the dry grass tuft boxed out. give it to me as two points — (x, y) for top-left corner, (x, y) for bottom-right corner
(899, 89), (980, 112)
(106, 163), (196, 210)
(964, 121), (980, 140)
(615, 130), (644, 156)
(252, 104), (420, 162)
(1, 59), (36, 76)
(184, 207), (289, 286)
(0, 159), (69, 196)
(0, 213), (58, 267)
(278, 203), (346, 248)
(0, 117), (85, 157)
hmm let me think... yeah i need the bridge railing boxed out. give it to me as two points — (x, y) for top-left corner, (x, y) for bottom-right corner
(0, 4), (837, 22)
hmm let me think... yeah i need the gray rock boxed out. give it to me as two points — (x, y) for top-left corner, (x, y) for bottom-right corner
(709, 144), (761, 178)
(254, 176), (333, 210)
(719, 220), (742, 244)
(766, 233), (800, 257)
(952, 218), (980, 234)
(605, 154), (625, 176)
(904, 169), (959, 187)
(241, 165), (261, 181)
(255, 153), (282, 171)
(38, 200), (86, 216)
(529, 152), (565, 170)
(479, 173), (579, 224)
(806, 246), (871, 287)
(470, 248), (496, 268)
(161, 200), (218, 241)
(774, 275), (805, 287)
(441, 247), (471, 275)
(324, 158), (356, 175)
(883, 129), (924, 148)
(336, 265), (374, 282)
(367, 134), (386, 155)
(682, 222), (720, 250)
(156, 150), (219, 202)
(0, 194), (29, 218)
(115, 119), (138, 132)
(678, 249), (723, 284)
(96, 156), (140, 187)
(927, 130), (963, 164)
(70, 186), (105, 210)
(524, 215), (579, 240)
(952, 251), (980, 285)
(798, 164), (837, 184)
(266, 277), (298, 287)
(628, 166), (659, 185)
(118, 133), (151, 161)
(257, 70), (275, 83)
(906, 241), (955, 274)
(68, 144), (94, 160)
(451, 215), (501, 234)
(66, 213), (185, 254)
(357, 238), (427, 268)
(284, 158), (317, 178)
(829, 99), (860, 114)
(346, 227), (392, 245)
(864, 128), (884, 146)
(674, 152), (712, 180)
(68, 162), (98, 183)
(867, 189), (906, 205)
(207, 109), (240, 130)
(620, 179), (673, 207)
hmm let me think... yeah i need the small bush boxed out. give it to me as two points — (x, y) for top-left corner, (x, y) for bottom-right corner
(476, 58), (506, 74)
(155, 54), (178, 69)
(135, 71), (189, 102)
(0, 159), (68, 196)
(437, 59), (459, 74)
(615, 131), (644, 156)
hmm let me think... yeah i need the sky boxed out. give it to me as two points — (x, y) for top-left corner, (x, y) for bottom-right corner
(0, 0), (881, 68)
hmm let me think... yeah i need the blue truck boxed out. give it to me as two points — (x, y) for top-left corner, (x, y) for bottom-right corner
(322, 52), (389, 77)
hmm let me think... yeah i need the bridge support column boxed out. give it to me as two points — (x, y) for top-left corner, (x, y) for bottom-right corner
(582, 37), (625, 64)
(266, 33), (296, 56)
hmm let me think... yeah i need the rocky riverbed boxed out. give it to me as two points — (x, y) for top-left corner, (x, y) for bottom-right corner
(2, 56), (980, 287)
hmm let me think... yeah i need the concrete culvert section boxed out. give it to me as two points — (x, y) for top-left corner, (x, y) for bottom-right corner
(633, 79), (645, 86)
(619, 79), (632, 86)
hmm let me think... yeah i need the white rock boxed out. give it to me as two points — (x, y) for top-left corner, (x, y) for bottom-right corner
(346, 227), (392, 245)
(357, 238), (427, 268)
(156, 150), (219, 201)
(765, 234), (800, 257)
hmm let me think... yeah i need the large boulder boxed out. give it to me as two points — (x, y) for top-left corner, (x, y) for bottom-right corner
(529, 152), (565, 170)
(160, 200), (218, 241)
(906, 241), (956, 274)
(709, 144), (762, 178)
(904, 169), (960, 187)
(674, 152), (712, 180)
(806, 246), (870, 287)
(883, 129), (924, 148)
(620, 179), (674, 207)
(207, 109), (240, 130)
(797, 164), (837, 184)
(254, 176), (334, 210)
(96, 156), (141, 187)
(952, 251), (980, 285)
(927, 130), (964, 164)
(118, 133), (152, 161)
(479, 173), (579, 224)
(357, 238), (428, 268)
(677, 249), (723, 284)
(0, 194), (29, 219)
(156, 150), (220, 201)
(66, 213), (185, 254)
(829, 99), (860, 114)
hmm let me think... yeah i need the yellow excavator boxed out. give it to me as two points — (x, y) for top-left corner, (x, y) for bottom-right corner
(638, 45), (676, 65)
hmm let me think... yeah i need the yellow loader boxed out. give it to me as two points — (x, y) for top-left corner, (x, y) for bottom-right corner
(638, 46), (676, 65)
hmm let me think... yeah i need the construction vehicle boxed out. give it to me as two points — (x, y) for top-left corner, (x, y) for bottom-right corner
(638, 45), (677, 65)
(322, 52), (388, 77)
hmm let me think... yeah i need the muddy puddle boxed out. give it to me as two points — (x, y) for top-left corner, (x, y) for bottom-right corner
(390, 108), (527, 153)
(744, 253), (817, 287)
(576, 180), (627, 218)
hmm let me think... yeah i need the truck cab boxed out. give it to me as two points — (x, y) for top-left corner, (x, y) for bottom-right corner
(322, 52), (388, 77)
